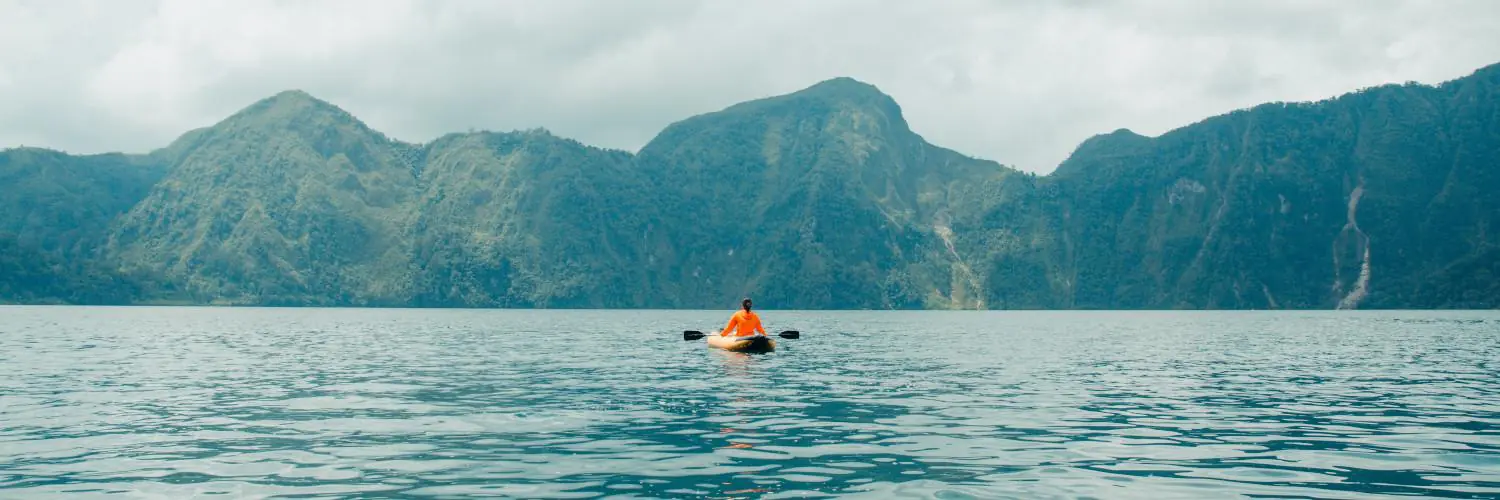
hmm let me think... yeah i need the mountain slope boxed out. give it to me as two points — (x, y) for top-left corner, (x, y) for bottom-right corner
(0, 233), (149, 305)
(0, 147), (166, 258)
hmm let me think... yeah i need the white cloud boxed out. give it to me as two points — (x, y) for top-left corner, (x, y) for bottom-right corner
(2, 0), (1498, 172)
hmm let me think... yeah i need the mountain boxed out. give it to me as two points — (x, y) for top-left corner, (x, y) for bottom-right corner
(1, 63), (1497, 309)
(104, 90), (421, 305)
(954, 63), (1500, 310)
(630, 77), (1015, 308)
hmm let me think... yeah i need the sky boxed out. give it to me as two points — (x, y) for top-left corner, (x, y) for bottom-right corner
(3, 0), (1499, 173)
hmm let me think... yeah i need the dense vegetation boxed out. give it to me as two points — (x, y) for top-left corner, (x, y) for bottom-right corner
(0, 234), (147, 305)
(1, 63), (1496, 309)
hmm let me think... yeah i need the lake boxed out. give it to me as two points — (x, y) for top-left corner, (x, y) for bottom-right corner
(1, 307), (1497, 498)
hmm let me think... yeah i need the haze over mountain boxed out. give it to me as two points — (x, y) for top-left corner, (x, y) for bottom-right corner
(2, 62), (1497, 309)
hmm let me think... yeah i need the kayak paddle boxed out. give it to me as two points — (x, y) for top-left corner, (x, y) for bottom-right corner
(683, 330), (800, 340)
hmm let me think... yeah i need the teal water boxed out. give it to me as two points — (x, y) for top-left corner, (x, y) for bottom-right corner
(1, 307), (1498, 499)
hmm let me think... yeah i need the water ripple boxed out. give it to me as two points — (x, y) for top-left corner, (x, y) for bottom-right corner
(1, 307), (1497, 498)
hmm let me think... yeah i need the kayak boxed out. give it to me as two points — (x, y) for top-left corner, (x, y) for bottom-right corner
(707, 334), (776, 353)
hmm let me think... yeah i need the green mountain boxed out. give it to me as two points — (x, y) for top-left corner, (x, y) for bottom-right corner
(630, 77), (1016, 309)
(104, 91), (421, 306)
(954, 63), (1500, 310)
(1, 62), (1496, 309)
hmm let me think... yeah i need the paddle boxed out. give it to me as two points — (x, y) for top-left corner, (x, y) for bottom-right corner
(683, 330), (800, 340)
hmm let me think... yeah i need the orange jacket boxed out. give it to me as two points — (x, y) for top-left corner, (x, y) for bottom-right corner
(720, 309), (766, 337)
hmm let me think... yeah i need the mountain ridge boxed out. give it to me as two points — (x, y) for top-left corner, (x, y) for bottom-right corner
(1, 65), (1496, 309)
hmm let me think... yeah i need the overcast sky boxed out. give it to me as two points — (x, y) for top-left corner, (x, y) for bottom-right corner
(3, 0), (1499, 173)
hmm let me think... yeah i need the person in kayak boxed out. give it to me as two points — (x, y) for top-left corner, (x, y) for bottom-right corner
(720, 297), (766, 338)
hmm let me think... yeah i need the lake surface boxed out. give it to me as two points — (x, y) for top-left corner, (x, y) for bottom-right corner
(1, 307), (1497, 499)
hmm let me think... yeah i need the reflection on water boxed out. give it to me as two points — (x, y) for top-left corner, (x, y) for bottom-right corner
(714, 349), (760, 380)
(0, 307), (1497, 498)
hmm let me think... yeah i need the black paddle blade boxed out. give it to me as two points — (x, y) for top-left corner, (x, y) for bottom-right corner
(683, 330), (706, 340)
(779, 330), (800, 339)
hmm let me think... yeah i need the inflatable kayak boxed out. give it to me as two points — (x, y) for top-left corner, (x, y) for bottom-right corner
(707, 334), (776, 353)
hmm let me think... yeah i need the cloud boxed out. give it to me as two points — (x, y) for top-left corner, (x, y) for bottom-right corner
(2, 0), (1498, 172)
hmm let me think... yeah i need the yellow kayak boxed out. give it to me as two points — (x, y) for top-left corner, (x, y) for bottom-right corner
(707, 334), (776, 353)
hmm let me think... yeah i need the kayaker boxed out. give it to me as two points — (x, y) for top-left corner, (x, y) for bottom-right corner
(719, 298), (766, 338)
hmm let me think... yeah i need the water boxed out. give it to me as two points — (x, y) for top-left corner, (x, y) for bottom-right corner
(1, 307), (1498, 499)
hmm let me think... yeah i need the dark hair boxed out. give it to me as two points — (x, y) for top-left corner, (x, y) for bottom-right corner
(741, 298), (752, 309)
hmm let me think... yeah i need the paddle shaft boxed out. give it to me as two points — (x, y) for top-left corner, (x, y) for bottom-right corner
(683, 330), (799, 340)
